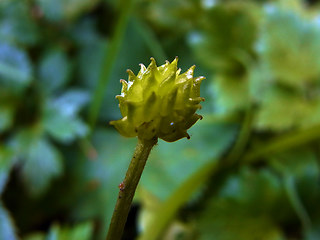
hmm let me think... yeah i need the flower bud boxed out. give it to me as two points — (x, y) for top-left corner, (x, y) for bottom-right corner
(110, 57), (205, 142)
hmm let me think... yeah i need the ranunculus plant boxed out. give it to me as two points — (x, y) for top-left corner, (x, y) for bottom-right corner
(106, 57), (205, 240)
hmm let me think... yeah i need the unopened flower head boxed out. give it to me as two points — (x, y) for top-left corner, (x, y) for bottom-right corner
(110, 57), (205, 142)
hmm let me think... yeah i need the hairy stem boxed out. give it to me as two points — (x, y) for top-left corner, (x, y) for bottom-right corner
(106, 137), (157, 240)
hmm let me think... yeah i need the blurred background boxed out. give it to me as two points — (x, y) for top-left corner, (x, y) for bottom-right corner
(1, 0), (320, 239)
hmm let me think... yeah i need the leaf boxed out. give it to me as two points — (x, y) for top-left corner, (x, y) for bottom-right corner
(23, 233), (45, 240)
(258, 5), (320, 88)
(271, 149), (320, 222)
(35, 0), (64, 22)
(36, 0), (99, 21)
(20, 138), (63, 196)
(0, 42), (32, 87)
(38, 49), (72, 93)
(0, 202), (17, 240)
(43, 90), (90, 143)
(0, 1), (39, 46)
(211, 74), (250, 114)
(44, 115), (88, 144)
(69, 129), (136, 239)
(254, 87), (312, 131)
(23, 222), (93, 240)
(0, 104), (14, 133)
(68, 18), (101, 46)
(76, 39), (107, 89)
(49, 90), (91, 117)
(141, 118), (238, 200)
(0, 147), (14, 195)
(47, 222), (93, 240)
(197, 167), (286, 240)
(189, 2), (259, 73)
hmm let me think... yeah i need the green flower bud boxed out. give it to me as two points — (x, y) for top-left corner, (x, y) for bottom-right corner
(110, 57), (205, 142)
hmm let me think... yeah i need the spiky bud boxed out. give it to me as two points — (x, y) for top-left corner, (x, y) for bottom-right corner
(110, 57), (205, 142)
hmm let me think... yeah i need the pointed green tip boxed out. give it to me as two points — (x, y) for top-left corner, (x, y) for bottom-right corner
(127, 69), (136, 82)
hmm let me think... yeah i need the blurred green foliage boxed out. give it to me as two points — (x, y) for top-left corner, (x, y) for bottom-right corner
(1, 0), (320, 239)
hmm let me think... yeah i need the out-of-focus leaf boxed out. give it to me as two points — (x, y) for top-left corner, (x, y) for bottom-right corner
(197, 167), (286, 240)
(0, 42), (32, 87)
(36, 0), (99, 21)
(211, 74), (250, 114)
(141, 119), (238, 200)
(35, 0), (63, 22)
(23, 233), (45, 240)
(47, 221), (93, 240)
(44, 115), (88, 144)
(271, 149), (320, 224)
(300, 99), (320, 128)
(43, 90), (90, 143)
(0, 147), (14, 195)
(19, 137), (63, 196)
(306, 223), (320, 240)
(0, 202), (17, 240)
(0, 104), (13, 132)
(0, 1), (39, 45)
(189, 2), (259, 73)
(70, 129), (136, 239)
(38, 49), (71, 93)
(69, 18), (101, 46)
(255, 87), (312, 131)
(77, 40), (107, 89)
(258, 4), (320, 88)
(24, 222), (93, 240)
(49, 90), (90, 117)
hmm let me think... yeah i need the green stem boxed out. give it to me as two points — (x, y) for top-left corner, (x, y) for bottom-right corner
(106, 137), (157, 240)
(283, 174), (312, 230)
(224, 107), (253, 165)
(88, 0), (134, 129)
(271, 160), (312, 230)
(243, 123), (320, 163)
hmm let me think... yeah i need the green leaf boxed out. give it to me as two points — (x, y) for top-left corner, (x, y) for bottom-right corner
(0, 202), (17, 240)
(68, 18), (101, 46)
(44, 115), (88, 144)
(23, 222), (93, 240)
(212, 74), (250, 114)
(23, 233), (45, 240)
(197, 167), (286, 240)
(43, 90), (90, 143)
(255, 87), (312, 131)
(198, 205), (284, 240)
(271, 149), (320, 224)
(0, 42), (32, 87)
(258, 5), (320, 87)
(77, 40), (107, 89)
(0, 147), (14, 195)
(20, 138), (63, 196)
(0, 104), (13, 133)
(35, 0), (64, 22)
(38, 49), (71, 93)
(0, 1), (39, 46)
(141, 118), (238, 200)
(189, 2), (259, 73)
(47, 222), (93, 240)
(49, 90), (90, 116)
(36, 0), (99, 21)
(70, 129), (136, 239)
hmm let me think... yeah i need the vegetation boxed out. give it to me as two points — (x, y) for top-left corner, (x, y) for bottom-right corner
(1, 0), (320, 240)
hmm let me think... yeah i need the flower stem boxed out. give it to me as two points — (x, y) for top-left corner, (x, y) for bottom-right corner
(106, 137), (158, 240)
